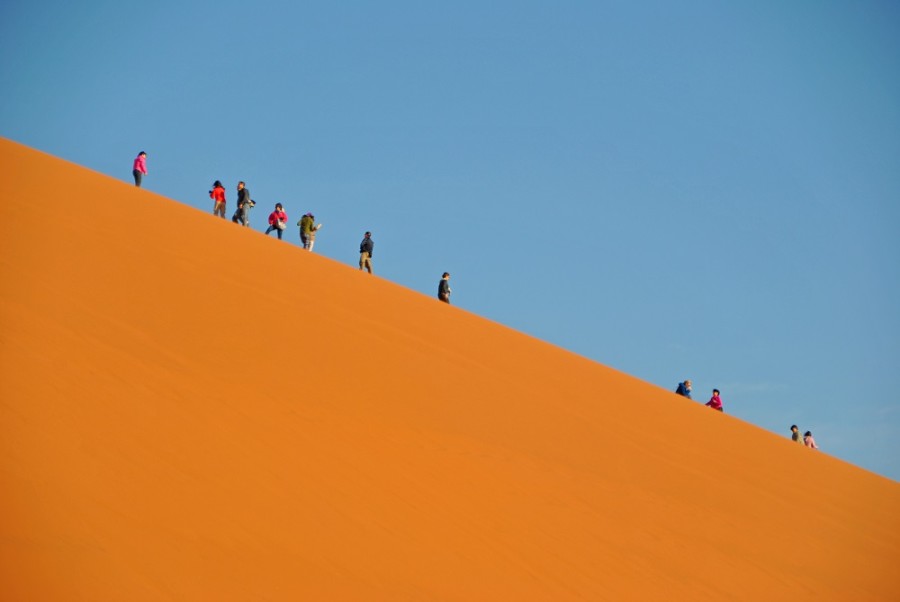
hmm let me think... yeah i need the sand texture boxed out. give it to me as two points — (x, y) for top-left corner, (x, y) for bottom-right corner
(1, 137), (898, 600)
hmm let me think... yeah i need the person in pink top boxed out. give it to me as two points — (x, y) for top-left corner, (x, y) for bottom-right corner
(132, 151), (147, 187)
(265, 203), (288, 240)
(705, 388), (723, 412)
(803, 431), (818, 449)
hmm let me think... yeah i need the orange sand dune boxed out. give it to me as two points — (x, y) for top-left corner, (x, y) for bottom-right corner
(1, 137), (898, 600)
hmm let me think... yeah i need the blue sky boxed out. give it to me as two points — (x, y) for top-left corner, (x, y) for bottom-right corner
(3, 1), (898, 480)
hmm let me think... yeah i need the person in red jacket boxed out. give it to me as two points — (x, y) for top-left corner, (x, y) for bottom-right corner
(705, 389), (723, 412)
(209, 180), (226, 218)
(265, 203), (288, 240)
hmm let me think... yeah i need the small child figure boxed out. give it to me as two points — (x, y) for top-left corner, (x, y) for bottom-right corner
(803, 431), (818, 450)
(790, 425), (802, 443)
(705, 389), (723, 412)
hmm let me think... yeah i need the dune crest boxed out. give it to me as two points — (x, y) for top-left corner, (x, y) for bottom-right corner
(1, 137), (898, 600)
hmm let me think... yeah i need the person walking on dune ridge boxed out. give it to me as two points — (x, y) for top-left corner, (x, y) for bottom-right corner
(705, 389), (723, 412)
(298, 212), (322, 251)
(359, 231), (374, 274)
(438, 272), (451, 303)
(232, 181), (252, 226)
(803, 431), (818, 449)
(132, 151), (147, 187)
(675, 379), (692, 399)
(210, 180), (226, 218)
(265, 203), (288, 240)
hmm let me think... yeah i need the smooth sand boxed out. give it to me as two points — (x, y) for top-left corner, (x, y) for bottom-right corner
(1, 137), (898, 600)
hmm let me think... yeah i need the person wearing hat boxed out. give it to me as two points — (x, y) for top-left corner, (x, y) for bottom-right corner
(359, 231), (374, 274)
(790, 425), (802, 443)
(298, 212), (322, 251)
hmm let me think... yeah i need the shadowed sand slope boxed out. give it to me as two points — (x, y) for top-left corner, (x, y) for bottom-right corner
(1, 137), (898, 600)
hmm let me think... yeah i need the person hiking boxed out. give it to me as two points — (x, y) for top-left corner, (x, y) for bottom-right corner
(705, 389), (723, 412)
(359, 231), (374, 274)
(803, 431), (819, 449)
(232, 181), (252, 226)
(298, 212), (321, 251)
(790, 425), (802, 443)
(675, 380), (693, 399)
(132, 151), (147, 187)
(438, 272), (451, 303)
(265, 203), (288, 239)
(209, 181), (226, 218)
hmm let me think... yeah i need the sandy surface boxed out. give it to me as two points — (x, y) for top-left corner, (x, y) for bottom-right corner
(1, 137), (898, 600)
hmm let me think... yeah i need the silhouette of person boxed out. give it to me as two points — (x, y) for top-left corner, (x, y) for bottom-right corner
(438, 272), (451, 303)
(359, 231), (374, 274)
(132, 151), (147, 187)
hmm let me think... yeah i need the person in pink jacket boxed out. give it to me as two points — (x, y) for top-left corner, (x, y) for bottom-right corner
(265, 203), (288, 240)
(705, 389), (723, 412)
(803, 431), (818, 449)
(132, 151), (147, 187)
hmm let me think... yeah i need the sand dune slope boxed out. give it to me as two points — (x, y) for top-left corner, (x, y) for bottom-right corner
(1, 137), (898, 600)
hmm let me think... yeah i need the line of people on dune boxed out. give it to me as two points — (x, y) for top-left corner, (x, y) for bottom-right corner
(132, 153), (453, 304)
(675, 380), (819, 448)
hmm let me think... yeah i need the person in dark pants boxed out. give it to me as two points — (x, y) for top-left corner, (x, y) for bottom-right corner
(265, 203), (288, 239)
(359, 231), (374, 274)
(132, 151), (147, 187)
(232, 181), (252, 226)
(438, 272), (451, 303)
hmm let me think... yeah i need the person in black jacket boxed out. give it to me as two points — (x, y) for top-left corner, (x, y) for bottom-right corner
(232, 181), (252, 226)
(359, 231), (374, 274)
(438, 272), (451, 303)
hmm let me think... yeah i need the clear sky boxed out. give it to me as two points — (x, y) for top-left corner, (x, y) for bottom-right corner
(2, 1), (898, 481)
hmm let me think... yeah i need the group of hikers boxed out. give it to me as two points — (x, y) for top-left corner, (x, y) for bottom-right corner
(131, 152), (453, 303)
(675, 379), (819, 448)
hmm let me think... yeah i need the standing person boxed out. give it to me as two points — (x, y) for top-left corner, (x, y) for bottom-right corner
(209, 181), (226, 218)
(803, 431), (819, 449)
(298, 212), (321, 251)
(438, 272), (451, 303)
(705, 389), (723, 412)
(790, 425), (802, 443)
(675, 380), (693, 399)
(232, 181), (252, 226)
(359, 231), (374, 274)
(265, 203), (288, 240)
(132, 151), (148, 187)
(307, 217), (321, 252)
